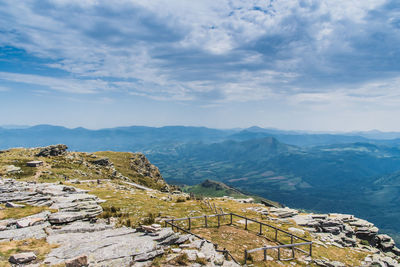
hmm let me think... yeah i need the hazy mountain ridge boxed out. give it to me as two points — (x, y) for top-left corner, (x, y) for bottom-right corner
(3, 124), (400, 152)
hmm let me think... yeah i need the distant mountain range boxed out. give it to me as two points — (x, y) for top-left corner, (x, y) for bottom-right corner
(2, 124), (400, 151)
(1, 124), (400, 242)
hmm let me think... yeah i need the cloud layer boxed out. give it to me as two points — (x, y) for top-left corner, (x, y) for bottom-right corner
(0, 0), (400, 129)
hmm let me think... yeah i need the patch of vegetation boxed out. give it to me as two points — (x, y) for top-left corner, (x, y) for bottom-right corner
(195, 256), (208, 265)
(0, 205), (52, 220)
(176, 197), (186, 203)
(360, 240), (370, 246)
(141, 212), (157, 225)
(0, 238), (58, 266)
(173, 253), (189, 265)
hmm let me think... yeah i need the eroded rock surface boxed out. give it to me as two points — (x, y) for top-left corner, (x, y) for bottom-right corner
(0, 178), (238, 266)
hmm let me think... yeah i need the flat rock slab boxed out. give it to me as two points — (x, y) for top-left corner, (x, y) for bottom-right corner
(0, 222), (50, 241)
(45, 228), (158, 265)
(48, 221), (114, 234)
(49, 211), (87, 224)
(9, 252), (37, 264)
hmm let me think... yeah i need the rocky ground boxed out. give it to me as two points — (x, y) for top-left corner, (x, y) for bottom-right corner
(0, 178), (239, 266)
(244, 205), (400, 267)
(1, 145), (400, 266)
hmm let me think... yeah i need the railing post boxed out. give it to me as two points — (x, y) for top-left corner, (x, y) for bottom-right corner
(230, 213), (233, 225)
(278, 247), (281, 260)
(244, 250), (247, 265)
(264, 248), (267, 261)
(205, 215), (208, 228)
(245, 218), (248, 230)
(259, 223), (262, 235)
(165, 220), (167, 227)
(188, 217), (191, 230)
(171, 219), (175, 231)
(218, 214), (220, 227)
(275, 229), (278, 241)
(291, 235), (294, 258)
(309, 243), (312, 256)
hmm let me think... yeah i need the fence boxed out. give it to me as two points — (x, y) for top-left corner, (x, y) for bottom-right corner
(202, 199), (224, 214)
(164, 214), (239, 264)
(164, 212), (312, 265)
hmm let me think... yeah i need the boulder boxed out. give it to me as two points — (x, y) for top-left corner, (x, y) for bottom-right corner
(392, 246), (400, 256)
(49, 212), (87, 224)
(141, 224), (161, 233)
(65, 255), (88, 267)
(36, 144), (68, 157)
(134, 249), (164, 262)
(9, 252), (37, 264)
(16, 217), (45, 228)
(375, 234), (395, 252)
(5, 165), (21, 174)
(90, 158), (112, 167)
(182, 249), (198, 261)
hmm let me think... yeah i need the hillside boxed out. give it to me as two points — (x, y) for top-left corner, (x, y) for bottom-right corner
(148, 138), (400, 245)
(183, 179), (282, 208)
(0, 145), (399, 266)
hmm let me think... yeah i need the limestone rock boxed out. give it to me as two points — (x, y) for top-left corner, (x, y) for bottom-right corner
(65, 255), (87, 267)
(9, 252), (37, 264)
(182, 249), (198, 261)
(90, 157), (113, 167)
(134, 249), (164, 262)
(0, 222), (50, 241)
(288, 227), (305, 236)
(36, 144), (68, 157)
(375, 234), (396, 252)
(5, 165), (21, 174)
(49, 221), (114, 234)
(269, 207), (298, 218)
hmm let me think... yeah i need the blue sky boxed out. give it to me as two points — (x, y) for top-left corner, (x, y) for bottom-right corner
(0, 0), (400, 131)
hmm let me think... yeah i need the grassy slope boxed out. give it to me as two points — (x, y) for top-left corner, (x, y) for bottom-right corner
(183, 179), (282, 207)
(94, 151), (166, 190)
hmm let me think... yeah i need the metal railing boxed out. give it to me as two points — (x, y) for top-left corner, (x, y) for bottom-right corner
(164, 212), (312, 265)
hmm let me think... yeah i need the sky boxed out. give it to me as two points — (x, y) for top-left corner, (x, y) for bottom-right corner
(0, 0), (400, 131)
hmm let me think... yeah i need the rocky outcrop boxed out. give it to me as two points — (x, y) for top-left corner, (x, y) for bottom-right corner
(36, 144), (68, 157)
(0, 178), (237, 266)
(288, 212), (400, 263)
(0, 179), (103, 241)
(130, 153), (165, 184)
(90, 157), (113, 167)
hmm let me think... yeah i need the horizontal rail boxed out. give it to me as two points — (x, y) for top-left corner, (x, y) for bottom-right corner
(165, 213), (230, 222)
(165, 212), (311, 243)
(230, 213), (310, 242)
(247, 242), (312, 253)
(165, 221), (208, 242)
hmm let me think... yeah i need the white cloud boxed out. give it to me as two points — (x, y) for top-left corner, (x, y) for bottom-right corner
(0, 72), (109, 94)
(0, 0), (397, 104)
